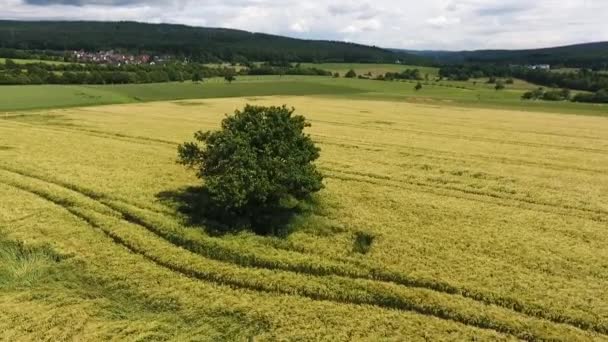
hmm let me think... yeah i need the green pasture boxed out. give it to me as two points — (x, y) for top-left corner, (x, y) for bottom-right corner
(1, 75), (606, 116)
(0, 57), (73, 65)
(300, 62), (439, 77)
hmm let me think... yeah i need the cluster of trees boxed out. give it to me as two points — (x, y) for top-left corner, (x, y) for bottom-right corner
(0, 47), (66, 62)
(247, 63), (332, 76)
(0, 20), (425, 64)
(572, 89), (608, 103)
(0, 59), (236, 85)
(439, 64), (608, 103)
(439, 64), (608, 92)
(344, 69), (357, 78)
(341, 68), (426, 81)
(0, 59), (336, 85)
(522, 88), (571, 101)
(512, 68), (608, 93)
(417, 42), (608, 69)
(523, 87), (608, 103)
(439, 64), (511, 81)
(383, 69), (424, 81)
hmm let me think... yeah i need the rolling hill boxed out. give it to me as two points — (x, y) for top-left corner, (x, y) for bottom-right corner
(0, 20), (425, 64)
(399, 42), (608, 67)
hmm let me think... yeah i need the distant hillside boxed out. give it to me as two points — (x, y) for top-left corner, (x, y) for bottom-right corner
(0, 20), (425, 64)
(398, 42), (608, 68)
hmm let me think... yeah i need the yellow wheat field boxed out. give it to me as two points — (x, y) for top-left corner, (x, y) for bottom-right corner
(1, 96), (607, 340)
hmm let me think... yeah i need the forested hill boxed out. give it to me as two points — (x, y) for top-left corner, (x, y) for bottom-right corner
(400, 42), (608, 68)
(0, 20), (425, 64)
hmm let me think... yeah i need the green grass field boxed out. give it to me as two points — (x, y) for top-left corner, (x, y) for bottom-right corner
(0, 57), (73, 65)
(300, 63), (439, 77)
(2, 76), (606, 116)
(1, 73), (608, 340)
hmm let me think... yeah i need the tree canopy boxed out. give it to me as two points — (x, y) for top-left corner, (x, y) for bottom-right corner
(177, 105), (324, 234)
(0, 20), (425, 64)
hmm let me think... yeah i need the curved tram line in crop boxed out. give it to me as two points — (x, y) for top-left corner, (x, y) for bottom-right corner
(0, 165), (606, 340)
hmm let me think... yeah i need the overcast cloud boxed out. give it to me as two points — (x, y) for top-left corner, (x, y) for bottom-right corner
(1, 0), (607, 50)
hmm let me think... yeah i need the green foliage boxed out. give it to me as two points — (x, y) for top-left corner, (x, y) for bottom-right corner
(344, 69), (357, 78)
(431, 42), (608, 68)
(178, 105), (324, 234)
(522, 87), (545, 100)
(543, 89), (571, 101)
(301, 63), (439, 78)
(0, 58), (338, 85)
(353, 232), (375, 254)
(4, 58), (18, 70)
(573, 89), (608, 103)
(247, 63), (332, 76)
(192, 71), (203, 83)
(440, 64), (608, 93)
(224, 74), (236, 83)
(522, 87), (571, 101)
(0, 237), (64, 287)
(0, 20), (424, 64)
(494, 81), (505, 91)
(385, 69), (423, 81)
(415, 82), (423, 91)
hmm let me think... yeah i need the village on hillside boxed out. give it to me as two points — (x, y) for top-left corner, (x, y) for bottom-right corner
(70, 50), (175, 65)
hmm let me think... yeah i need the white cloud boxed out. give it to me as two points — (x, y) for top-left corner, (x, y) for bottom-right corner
(340, 18), (381, 34)
(289, 20), (309, 33)
(0, 0), (607, 50)
(426, 15), (461, 27)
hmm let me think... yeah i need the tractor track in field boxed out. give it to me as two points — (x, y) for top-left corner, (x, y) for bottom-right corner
(1, 178), (537, 340)
(5, 114), (608, 175)
(0, 119), (178, 147)
(323, 167), (608, 224)
(355, 115), (608, 143)
(1, 165), (606, 338)
(4, 118), (606, 177)
(312, 119), (608, 155)
(315, 136), (608, 175)
(0, 180), (576, 341)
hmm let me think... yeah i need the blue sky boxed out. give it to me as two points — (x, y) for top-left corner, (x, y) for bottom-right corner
(1, 0), (607, 50)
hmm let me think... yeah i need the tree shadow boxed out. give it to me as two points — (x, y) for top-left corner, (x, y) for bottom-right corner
(155, 186), (306, 237)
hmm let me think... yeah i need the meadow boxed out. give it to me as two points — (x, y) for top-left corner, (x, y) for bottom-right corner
(1, 73), (608, 340)
(2, 75), (606, 116)
(300, 62), (439, 78)
(0, 57), (73, 65)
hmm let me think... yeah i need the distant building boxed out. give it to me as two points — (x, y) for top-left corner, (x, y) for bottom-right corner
(528, 64), (551, 70)
(71, 50), (155, 65)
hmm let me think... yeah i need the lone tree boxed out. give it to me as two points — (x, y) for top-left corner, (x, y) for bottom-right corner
(495, 81), (505, 91)
(344, 69), (357, 78)
(177, 105), (324, 234)
(415, 82), (423, 91)
(224, 70), (237, 83)
(192, 71), (203, 83)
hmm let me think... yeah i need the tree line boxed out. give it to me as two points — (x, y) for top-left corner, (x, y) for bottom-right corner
(0, 59), (336, 85)
(247, 62), (332, 76)
(417, 42), (608, 69)
(439, 64), (608, 103)
(341, 68), (426, 81)
(0, 20), (425, 64)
